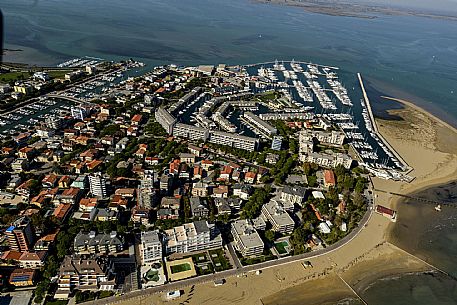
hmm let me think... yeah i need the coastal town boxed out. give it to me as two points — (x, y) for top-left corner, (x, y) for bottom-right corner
(0, 58), (409, 304)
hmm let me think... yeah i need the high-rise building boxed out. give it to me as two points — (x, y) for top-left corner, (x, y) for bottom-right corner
(88, 173), (107, 198)
(155, 107), (176, 135)
(271, 136), (283, 151)
(6, 216), (35, 252)
(164, 221), (222, 254)
(231, 219), (264, 257)
(140, 231), (163, 264)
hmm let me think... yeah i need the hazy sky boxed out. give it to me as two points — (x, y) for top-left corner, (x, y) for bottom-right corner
(352, 0), (457, 13)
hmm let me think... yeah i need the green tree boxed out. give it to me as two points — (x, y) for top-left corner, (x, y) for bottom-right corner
(265, 230), (276, 243)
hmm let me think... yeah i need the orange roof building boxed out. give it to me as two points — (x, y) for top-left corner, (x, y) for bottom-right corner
(323, 170), (336, 187)
(53, 203), (72, 221)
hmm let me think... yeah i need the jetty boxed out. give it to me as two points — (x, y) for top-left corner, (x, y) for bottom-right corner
(357, 73), (411, 173)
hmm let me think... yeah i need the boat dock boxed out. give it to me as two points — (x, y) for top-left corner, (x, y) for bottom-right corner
(374, 189), (457, 209)
(244, 60), (339, 70)
(357, 73), (411, 173)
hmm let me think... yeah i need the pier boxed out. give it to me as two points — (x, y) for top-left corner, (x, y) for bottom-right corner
(374, 189), (457, 209)
(244, 60), (339, 70)
(357, 73), (411, 173)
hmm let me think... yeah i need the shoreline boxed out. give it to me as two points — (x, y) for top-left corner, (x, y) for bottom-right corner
(107, 98), (457, 305)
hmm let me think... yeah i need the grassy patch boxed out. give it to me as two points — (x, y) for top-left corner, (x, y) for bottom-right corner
(47, 70), (72, 79)
(195, 263), (213, 275)
(274, 241), (289, 254)
(44, 300), (68, 305)
(98, 291), (114, 299)
(144, 269), (159, 282)
(0, 71), (31, 82)
(209, 249), (232, 272)
(257, 91), (277, 101)
(170, 263), (192, 274)
(240, 253), (275, 266)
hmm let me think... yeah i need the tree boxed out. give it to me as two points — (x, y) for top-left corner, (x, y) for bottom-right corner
(342, 174), (354, 190)
(100, 124), (120, 136)
(307, 175), (317, 187)
(355, 177), (367, 193)
(265, 230), (276, 243)
(303, 162), (313, 176)
(353, 192), (365, 208)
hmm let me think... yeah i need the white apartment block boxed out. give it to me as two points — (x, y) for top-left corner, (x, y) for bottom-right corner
(209, 130), (258, 151)
(155, 107), (177, 135)
(302, 152), (353, 169)
(243, 111), (277, 136)
(140, 230), (163, 264)
(231, 219), (264, 257)
(164, 221), (222, 254)
(261, 200), (295, 234)
(173, 123), (209, 142)
(299, 129), (345, 146)
(88, 172), (107, 198)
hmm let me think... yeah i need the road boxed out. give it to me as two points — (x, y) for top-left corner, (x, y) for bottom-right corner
(84, 202), (374, 305)
(226, 242), (242, 269)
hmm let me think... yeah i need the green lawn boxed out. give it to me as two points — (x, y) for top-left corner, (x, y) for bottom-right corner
(195, 263), (213, 276)
(44, 300), (68, 305)
(209, 249), (232, 272)
(98, 291), (114, 299)
(240, 253), (275, 266)
(0, 71), (31, 82)
(274, 241), (289, 254)
(170, 263), (192, 274)
(0, 69), (72, 83)
(144, 269), (160, 282)
(47, 70), (72, 79)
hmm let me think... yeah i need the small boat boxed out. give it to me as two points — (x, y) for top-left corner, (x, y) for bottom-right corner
(435, 205), (441, 212)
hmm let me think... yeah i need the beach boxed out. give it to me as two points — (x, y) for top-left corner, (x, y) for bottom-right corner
(108, 98), (457, 305)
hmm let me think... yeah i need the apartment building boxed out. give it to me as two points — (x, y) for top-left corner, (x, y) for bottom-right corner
(209, 130), (258, 151)
(231, 219), (264, 257)
(5, 216), (35, 252)
(73, 231), (123, 255)
(140, 230), (163, 264)
(261, 200), (295, 234)
(173, 123), (209, 142)
(164, 221), (222, 254)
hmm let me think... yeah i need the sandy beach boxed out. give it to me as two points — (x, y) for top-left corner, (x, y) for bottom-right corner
(114, 99), (457, 305)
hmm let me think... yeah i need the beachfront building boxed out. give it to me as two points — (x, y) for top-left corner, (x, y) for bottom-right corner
(140, 230), (163, 264)
(299, 130), (345, 146)
(231, 219), (264, 257)
(164, 221), (222, 254)
(55, 256), (116, 299)
(302, 152), (353, 169)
